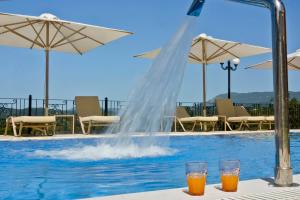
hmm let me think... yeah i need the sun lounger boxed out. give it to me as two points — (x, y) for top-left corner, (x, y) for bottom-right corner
(235, 105), (274, 130)
(175, 107), (219, 132)
(216, 99), (274, 131)
(75, 96), (120, 134)
(216, 99), (245, 131)
(4, 116), (56, 136)
(265, 116), (275, 129)
(234, 105), (265, 130)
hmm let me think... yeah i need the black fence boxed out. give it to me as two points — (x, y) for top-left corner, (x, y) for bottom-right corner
(0, 96), (126, 133)
(177, 102), (275, 116)
(1, 96), (300, 134)
(178, 101), (300, 129)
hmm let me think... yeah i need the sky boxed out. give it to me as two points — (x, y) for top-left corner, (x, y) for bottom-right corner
(0, 0), (300, 102)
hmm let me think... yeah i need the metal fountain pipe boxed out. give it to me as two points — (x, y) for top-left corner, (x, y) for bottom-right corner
(187, 0), (292, 186)
(228, 0), (292, 187)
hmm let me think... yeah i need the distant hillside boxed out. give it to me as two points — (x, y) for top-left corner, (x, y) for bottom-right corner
(208, 91), (300, 104)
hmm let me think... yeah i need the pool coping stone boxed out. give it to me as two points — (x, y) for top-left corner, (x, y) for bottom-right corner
(0, 129), (300, 141)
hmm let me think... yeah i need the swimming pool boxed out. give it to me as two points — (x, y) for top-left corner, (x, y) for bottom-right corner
(1, 133), (300, 199)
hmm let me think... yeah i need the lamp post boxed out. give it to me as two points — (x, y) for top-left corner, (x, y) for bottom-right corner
(220, 58), (240, 99)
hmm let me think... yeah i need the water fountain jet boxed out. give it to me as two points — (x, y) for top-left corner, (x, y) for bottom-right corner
(187, 0), (205, 17)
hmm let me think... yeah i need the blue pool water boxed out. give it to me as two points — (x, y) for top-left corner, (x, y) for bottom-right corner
(1, 133), (300, 199)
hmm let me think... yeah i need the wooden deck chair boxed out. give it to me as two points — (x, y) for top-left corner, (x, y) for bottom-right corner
(234, 106), (265, 130)
(216, 99), (268, 131)
(265, 116), (275, 130)
(235, 106), (274, 130)
(175, 107), (218, 132)
(216, 99), (248, 131)
(5, 116), (56, 137)
(75, 96), (120, 134)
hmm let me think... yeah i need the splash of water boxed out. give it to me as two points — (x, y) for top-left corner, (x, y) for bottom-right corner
(32, 142), (176, 161)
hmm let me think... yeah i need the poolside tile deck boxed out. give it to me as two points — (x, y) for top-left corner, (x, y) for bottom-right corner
(84, 174), (300, 200)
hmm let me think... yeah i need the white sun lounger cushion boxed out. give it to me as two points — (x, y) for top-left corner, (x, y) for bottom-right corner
(80, 116), (120, 123)
(227, 116), (249, 122)
(245, 116), (266, 122)
(179, 116), (219, 122)
(228, 116), (267, 122)
(8, 116), (56, 123)
(265, 116), (275, 121)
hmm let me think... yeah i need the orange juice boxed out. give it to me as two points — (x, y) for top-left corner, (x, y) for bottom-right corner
(187, 174), (206, 195)
(221, 174), (239, 192)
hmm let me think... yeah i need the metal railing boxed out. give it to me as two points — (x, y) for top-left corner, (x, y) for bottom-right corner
(177, 101), (300, 129)
(0, 96), (126, 133)
(1, 96), (300, 133)
(177, 102), (275, 116)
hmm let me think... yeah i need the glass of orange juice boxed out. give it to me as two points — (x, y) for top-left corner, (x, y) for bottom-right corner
(185, 162), (208, 196)
(219, 160), (240, 192)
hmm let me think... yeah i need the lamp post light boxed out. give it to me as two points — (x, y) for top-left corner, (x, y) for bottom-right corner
(220, 58), (240, 99)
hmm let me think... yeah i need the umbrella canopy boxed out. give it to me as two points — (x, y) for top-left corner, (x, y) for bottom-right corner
(135, 33), (271, 116)
(0, 12), (133, 115)
(247, 49), (300, 70)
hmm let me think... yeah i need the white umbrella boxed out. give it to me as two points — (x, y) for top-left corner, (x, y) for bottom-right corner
(0, 12), (133, 115)
(135, 33), (271, 116)
(247, 49), (300, 70)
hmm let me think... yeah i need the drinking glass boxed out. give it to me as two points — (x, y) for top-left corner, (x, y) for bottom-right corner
(219, 160), (240, 192)
(185, 162), (208, 196)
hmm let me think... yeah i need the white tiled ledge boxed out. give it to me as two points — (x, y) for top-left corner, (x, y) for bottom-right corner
(83, 174), (300, 200)
(1, 130), (300, 142)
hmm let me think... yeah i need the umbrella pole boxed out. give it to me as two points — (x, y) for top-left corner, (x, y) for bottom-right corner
(202, 63), (207, 117)
(45, 21), (50, 116)
(45, 49), (49, 116)
(201, 39), (207, 118)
